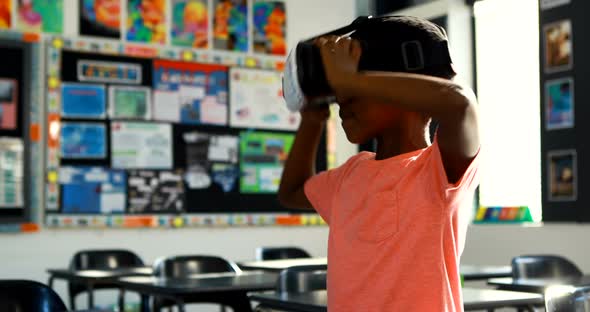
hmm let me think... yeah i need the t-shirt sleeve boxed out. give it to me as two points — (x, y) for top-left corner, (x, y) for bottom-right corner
(304, 155), (361, 224)
(429, 137), (481, 207)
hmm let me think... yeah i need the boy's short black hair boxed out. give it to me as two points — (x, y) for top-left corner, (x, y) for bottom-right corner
(350, 16), (456, 80)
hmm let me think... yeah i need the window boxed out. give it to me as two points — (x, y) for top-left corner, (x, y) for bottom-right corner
(474, 0), (541, 221)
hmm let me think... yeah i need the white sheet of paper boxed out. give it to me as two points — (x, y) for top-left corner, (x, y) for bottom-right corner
(0, 138), (24, 208)
(201, 95), (228, 125)
(101, 192), (126, 213)
(153, 91), (180, 122)
(540, 0), (570, 10)
(229, 68), (300, 131)
(111, 122), (173, 169)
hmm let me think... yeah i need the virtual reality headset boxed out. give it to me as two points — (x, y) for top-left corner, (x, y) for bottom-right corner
(283, 15), (454, 112)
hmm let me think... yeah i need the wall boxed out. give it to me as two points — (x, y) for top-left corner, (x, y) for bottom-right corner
(0, 0), (355, 310)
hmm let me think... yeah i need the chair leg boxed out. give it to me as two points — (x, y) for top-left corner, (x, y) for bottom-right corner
(69, 295), (76, 311)
(118, 289), (125, 312)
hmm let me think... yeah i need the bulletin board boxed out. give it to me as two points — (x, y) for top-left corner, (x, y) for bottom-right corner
(44, 37), (327, 229)
(0, 31), (42, 232)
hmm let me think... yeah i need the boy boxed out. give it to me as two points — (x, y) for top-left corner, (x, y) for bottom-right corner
(278, 16), (480, 311)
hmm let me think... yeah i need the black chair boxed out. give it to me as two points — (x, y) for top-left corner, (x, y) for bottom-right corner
(253, 265), (327, 312)
(152, 255), (249, 312)
(512, 255), (583, 279)
(0, 280), (67, 312)
(68, 249), (145, 310)
(255, 246), (311, 260)
(276, 264), (327, 294)
(545, 285), (590, 311)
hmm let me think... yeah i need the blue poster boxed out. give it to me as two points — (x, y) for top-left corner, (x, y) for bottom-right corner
(60, 123), (106, 159)
(152, 60), (228, 125)
(61, 83), (106, 119)
(60, 167), (127, 214)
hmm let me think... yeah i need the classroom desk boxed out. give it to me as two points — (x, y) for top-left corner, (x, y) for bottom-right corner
(47, 267), (153, 309)
(238, 257), (328, 272)
(238, 258), (511, 281)
(249, 288), (544, 311)
(114, 271), (278, 312)
(488, 275), (590, 293)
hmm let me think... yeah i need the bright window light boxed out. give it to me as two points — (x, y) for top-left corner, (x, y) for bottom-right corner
(474, 0), (542, 221)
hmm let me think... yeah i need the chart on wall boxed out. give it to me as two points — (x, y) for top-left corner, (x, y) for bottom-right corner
(153, 60), (228, 125)
(229, 67), (299, 131)
(16, 0), (63, 34)
(239, 131), (294, 194)
(253, 0), (286, 55)
(79, 0), (121, 39)
(111, 122), (173, 169)
(0, 138), (24, 208)
(545, 78), (574, 130)
(128, 170), (185, 213)
(171, 0), (209, 48)
(59, 166), (127, 214)
(0, 78), (17, 130)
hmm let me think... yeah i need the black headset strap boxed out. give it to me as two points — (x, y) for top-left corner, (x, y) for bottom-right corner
(305, 15), (453, 71)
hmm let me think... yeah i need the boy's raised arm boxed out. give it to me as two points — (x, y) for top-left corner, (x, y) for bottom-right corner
(278, 108), (330, 209)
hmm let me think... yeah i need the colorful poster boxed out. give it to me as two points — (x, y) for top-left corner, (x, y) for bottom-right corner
(0, 0), (11, 29)
(544, 19), (573, 73)
(0, 79), (17, 130)
(153, 60), (228, 125)
(126, 0), (167, 44)
(171, 0), (209, 48)
(239, 131), (294, 193)
(17, 0), (63, 33)
(111, 122), (172, 169)
(548, 150), (576, 202)
(60, 123), (107, 159)
(545, 78), (574, 130)
(61, 83), (106, 119)
(78, 60), (142, 84)
(0, 138), (24, 208)
(79, 0), (121, 39)
(59, 167), (127, 213)
(108, 85), (151, 119)
(128, 170), (185, 213)
(183, 131), (238, 190)
(253, 1), (286, 55)
(230, 68), (300, 131)
(213, 0), (248, 52)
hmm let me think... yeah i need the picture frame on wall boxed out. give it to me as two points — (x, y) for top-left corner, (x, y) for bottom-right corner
(545, 77), (574, 130)
(547, 149), (577, 202)
(543, 19), (573, 73)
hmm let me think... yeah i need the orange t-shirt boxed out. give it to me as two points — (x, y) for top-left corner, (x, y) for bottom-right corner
(304, 138), (480, 311)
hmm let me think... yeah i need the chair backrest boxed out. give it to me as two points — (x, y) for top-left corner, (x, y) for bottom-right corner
(546, 285), (590, 312)
(69, 249), (144, 270)
(276, 264), (327, 294)
(68, 249), (144, 308)
(153, 255), (241, 278)
(512, 255), (583, 279)
(255, 246), (311, 261)
(0, 280), (67, 312)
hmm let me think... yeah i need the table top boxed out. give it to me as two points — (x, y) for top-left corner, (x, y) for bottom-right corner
(249, 288), (543, 312)
(238, 258), (511, 280)
(115, 271), (278, 295)
(460, 265), (512, 280)
(47, 267), (153, 282)
(488, 275), (590, 293)
(238, 258), (328, 272)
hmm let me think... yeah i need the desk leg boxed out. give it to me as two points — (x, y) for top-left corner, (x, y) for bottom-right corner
(140, 294), (150, 312)
(87, 282), (94, 309)
(48, 276), (54, 288)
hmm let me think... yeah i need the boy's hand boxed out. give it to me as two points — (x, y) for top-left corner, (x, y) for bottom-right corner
(316, 36), (362, 100)
(300, 105), (330, 125)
